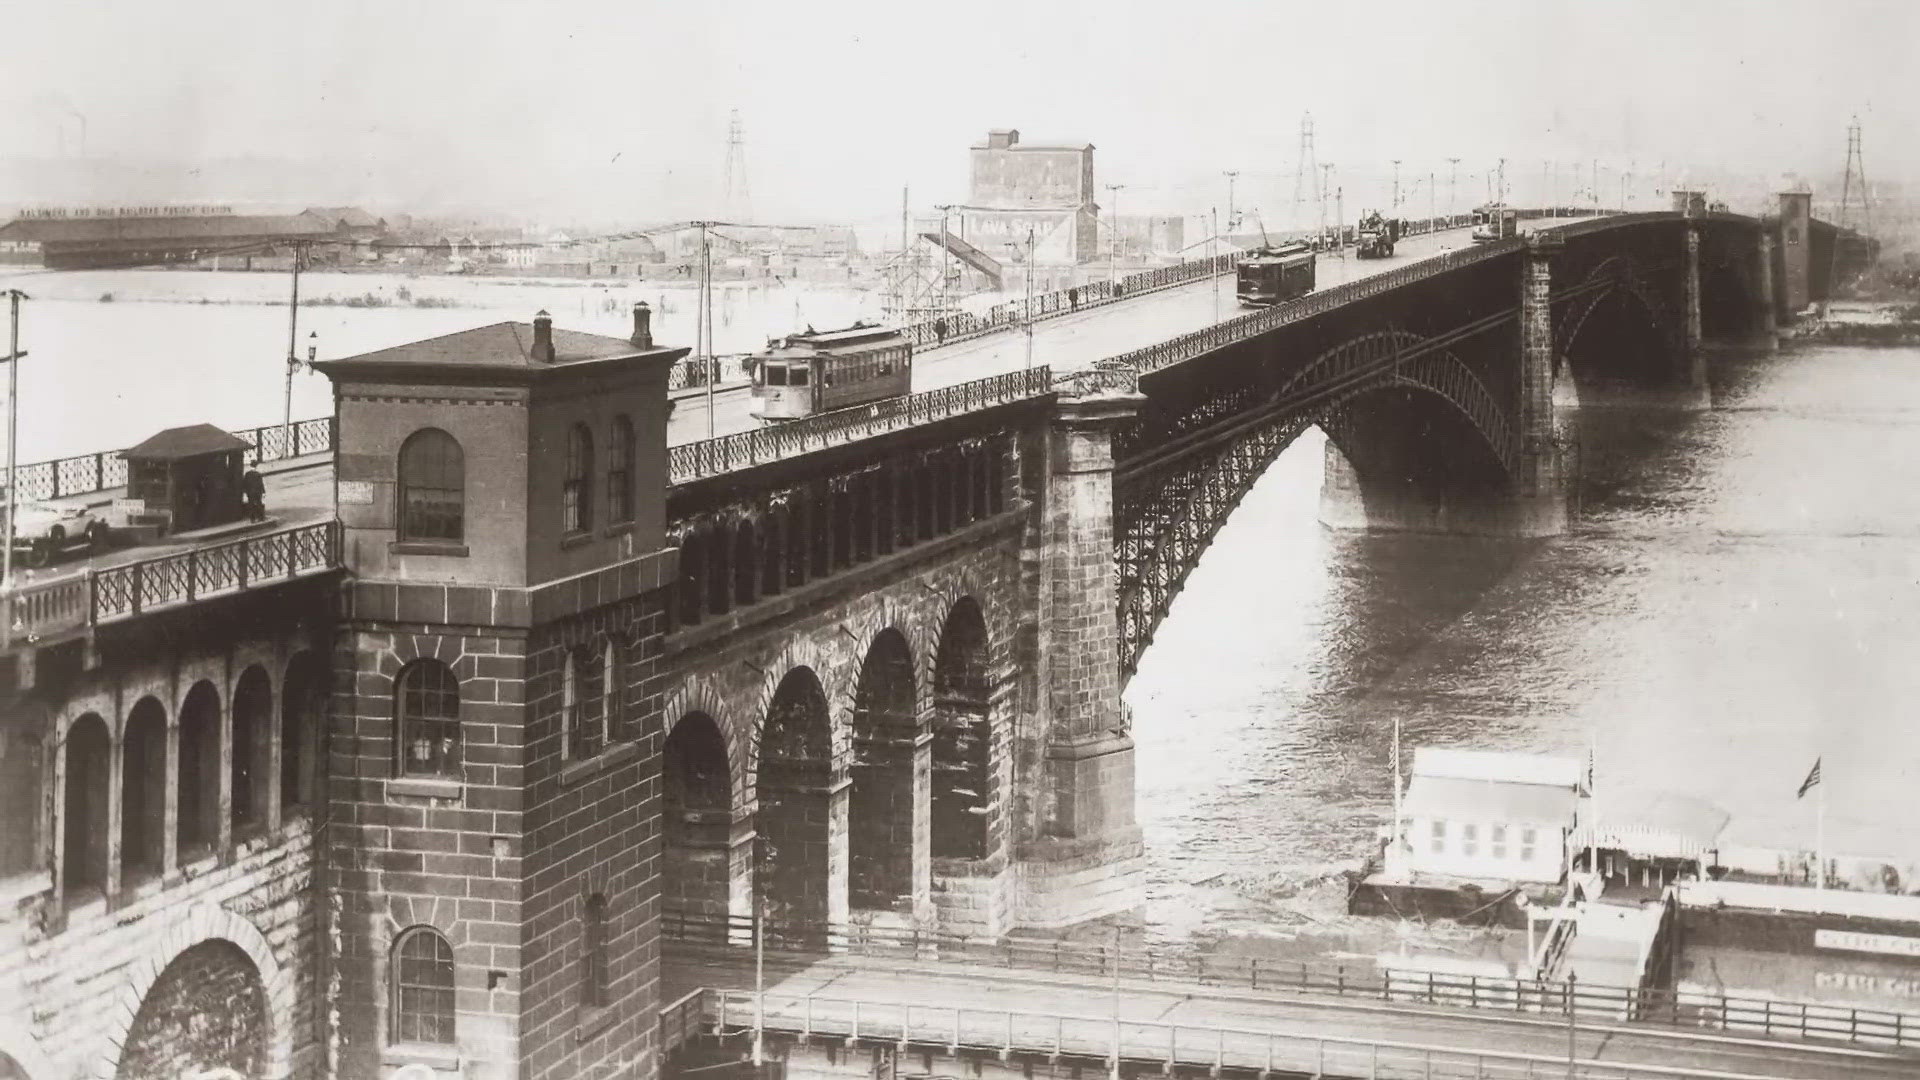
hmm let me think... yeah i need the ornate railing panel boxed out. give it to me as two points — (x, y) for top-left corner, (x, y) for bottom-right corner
(10, 416), (335, 503)
(669, 368), (1055, 484)
(87, 520), (342, 624)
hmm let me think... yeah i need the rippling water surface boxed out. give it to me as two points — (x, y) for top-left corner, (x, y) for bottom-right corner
(1126, 343), (1920, 946)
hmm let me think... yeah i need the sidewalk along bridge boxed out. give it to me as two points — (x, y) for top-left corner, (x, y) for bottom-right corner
(659, 986), (1913, 1080)
(658, 910), (1920, 1051)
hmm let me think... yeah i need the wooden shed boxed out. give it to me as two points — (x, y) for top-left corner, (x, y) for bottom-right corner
(121, 424), (251, 535)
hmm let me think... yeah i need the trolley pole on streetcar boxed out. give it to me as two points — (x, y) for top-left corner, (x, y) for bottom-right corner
(2, 289), (26, 595)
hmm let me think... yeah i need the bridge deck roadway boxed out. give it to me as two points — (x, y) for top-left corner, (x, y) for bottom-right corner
(10, 221), (1595, 602)
(665, 218), (1598, 444)
(663, 948), (1917, 1080)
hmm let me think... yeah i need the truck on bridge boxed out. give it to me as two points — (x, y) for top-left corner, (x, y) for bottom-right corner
(1355, 211), (1400, 258)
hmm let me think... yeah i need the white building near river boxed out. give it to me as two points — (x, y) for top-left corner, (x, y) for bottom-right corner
(1389, 748), (1584, 885)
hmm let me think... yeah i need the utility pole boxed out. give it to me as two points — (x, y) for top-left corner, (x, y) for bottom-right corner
(1391, 159), (1402, 211)
(1105, 184), (1126, 285)
(1210, 208), (1220, 322)
(1497, 158), (1508, 204)
(1293, 112), (1319, 233)
(1839, 115), (1872, 236)
(2, 289), (26, 593)
(1223, 170), (1239, 233)
(282, 241), (305, 458)
(933, 204), (956, 316)
(1335, 186), (1344, 252)
(1319, 164), (1335, 243)
(1024, 226), (1035, 369)
(1447, 157), (1461, 221)
(1429, 171), (1436, 234)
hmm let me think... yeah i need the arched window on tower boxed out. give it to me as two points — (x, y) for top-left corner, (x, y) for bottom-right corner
(396, 660), (461, 778)
(391, 927), (456, 1045)
(564, 423), (594, 534)
(397, 429), (464, 543)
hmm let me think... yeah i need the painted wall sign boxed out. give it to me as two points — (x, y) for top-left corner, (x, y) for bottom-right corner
(337, 481), (375, 506)
(1814, 929), (1920, 958)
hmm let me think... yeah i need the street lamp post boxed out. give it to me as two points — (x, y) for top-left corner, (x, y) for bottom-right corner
(1104, 184), (1126, 287)
(1447, 157), (1461, 223)
(282, 241), (304, 460)
(2, 289), (26, 594)
(1391, 159), (1401, 211)
(1223, 170), (1238, 233)
(1007, 227), (1037, 370)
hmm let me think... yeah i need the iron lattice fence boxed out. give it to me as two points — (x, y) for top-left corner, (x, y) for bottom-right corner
(87, 520), (341, 623)
(661, 909), (1918, 1051)
(9, 416), (336, 503)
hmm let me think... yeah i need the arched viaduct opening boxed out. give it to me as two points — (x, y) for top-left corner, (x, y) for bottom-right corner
(754, 666), (835, 945)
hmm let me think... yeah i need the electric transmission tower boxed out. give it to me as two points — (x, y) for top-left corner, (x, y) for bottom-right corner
(1293, 113), (1320, 233)
(1838, 115), (1871, 236)
(723, 109), (752, 223)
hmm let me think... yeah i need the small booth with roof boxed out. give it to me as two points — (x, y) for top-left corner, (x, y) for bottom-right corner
(120, 423), (252, 536)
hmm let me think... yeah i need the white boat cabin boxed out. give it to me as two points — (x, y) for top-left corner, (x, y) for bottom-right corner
(1390, 748), (1584, 884)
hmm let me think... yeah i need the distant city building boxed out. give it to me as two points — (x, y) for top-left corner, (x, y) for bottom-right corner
(0, 210), (337, 269)
(958, 128), (1098, 265)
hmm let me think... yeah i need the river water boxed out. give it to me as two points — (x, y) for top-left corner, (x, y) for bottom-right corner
(0, 267), (880, 462)
(1126, 343), (1920, 967)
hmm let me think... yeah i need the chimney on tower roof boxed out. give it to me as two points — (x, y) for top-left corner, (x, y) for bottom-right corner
(630, 301), (653, 349)
(532, 310), (554, 363)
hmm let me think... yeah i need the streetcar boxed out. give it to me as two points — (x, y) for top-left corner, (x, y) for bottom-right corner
(749, 322), (913, 422)
(1234, 242), (1317, 307)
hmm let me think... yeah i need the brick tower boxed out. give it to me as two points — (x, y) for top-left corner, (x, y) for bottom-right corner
(316, 305), (686, 1080)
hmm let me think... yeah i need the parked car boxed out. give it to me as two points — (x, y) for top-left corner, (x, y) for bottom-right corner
(2, 498), (111, 566)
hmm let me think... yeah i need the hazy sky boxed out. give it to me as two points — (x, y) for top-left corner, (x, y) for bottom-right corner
(1, 0), (1913, 225)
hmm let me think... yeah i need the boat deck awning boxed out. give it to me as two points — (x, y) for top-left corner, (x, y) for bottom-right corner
(1571, 791), (1730, 860)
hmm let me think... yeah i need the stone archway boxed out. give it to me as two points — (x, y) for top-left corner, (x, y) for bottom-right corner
(116, 940), (268, 1080)
(931, 600), (992, 861)
(662, 711), (734, 928)
(754, 666), (836, 945)
(848, 629), (920, 917)
(104, 905), (293, 1080)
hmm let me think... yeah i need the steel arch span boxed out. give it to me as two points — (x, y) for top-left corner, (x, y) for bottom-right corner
(1552, 253), (1682, 378)
(1114, 329), (1519, 676)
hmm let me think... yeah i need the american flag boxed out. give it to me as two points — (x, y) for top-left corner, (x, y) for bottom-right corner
(1797, 757), (1822, 799)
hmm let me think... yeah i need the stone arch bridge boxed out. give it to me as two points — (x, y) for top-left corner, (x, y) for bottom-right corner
(655, 208), (1794, 938)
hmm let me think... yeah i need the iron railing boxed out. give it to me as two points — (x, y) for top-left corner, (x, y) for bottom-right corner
(668, 367), (1055, 484)
(4, 520), (342, 644)
(7, 416), (335, 503)
(691, 988), (1803, 1080)
(661, 910), (1918, 1050)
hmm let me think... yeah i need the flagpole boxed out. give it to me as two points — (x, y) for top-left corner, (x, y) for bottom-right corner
(1391, 716), (1403, 866)
(1587, 730), (1598, 882)
(1816, 765), (1827, 891)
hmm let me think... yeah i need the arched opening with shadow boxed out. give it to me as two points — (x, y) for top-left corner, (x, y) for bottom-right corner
(1561, 285), (1677, 393)
(754, 667), (834, 945)
(1700, 262), (1756, 342)
(281, 651), (328, 814)
(0, 702), (47, 883)
(931, 599), (993, 861)
(62, 713), (111, 900)
(661, 711), (733, 923)
(849, 629), (919, 915)
(121, 697), (168, 887)
(230, 665), (272, 837)
(117, 939), (268, 1080)
(177, 681), (221, 862)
